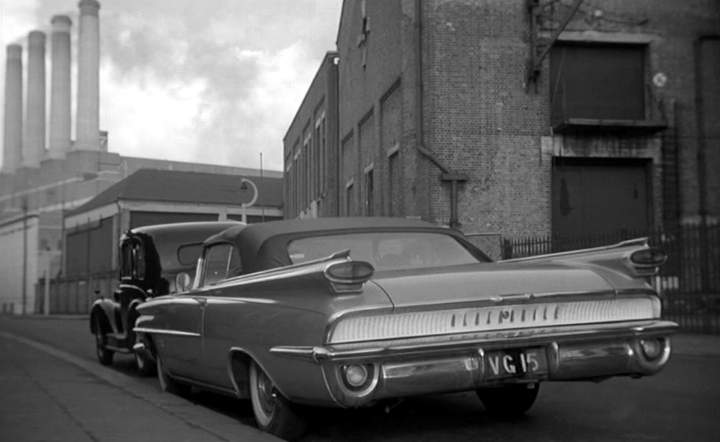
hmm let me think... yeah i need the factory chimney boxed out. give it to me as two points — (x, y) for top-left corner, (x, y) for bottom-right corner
(23, 31), (47, 168)
(75, 0), (101, 151)
(2, 45), (23, 174)
(48, 15), (72, 159)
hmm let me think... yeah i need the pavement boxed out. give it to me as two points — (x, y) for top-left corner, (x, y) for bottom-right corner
(0, 325), (279, 442)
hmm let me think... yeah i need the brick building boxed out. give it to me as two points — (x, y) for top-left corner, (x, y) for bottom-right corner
(284, 0), (719, 239)
(283, 52), (339, 218)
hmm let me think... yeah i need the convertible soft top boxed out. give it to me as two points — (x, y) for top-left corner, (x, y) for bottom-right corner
(205, 217), (462, 272)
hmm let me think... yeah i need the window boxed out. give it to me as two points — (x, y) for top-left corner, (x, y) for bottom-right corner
(318, 117), (327, 194)
(550, 43), (646, 123)
(303, 130), (311, 208)
(365, 168), (374, 216)
(315, 118), (324, 198)
(287, 232), (487, 271)
(177, 243), (204, 266)
(120, 241), (133, 279)
(202, 243), (241, 286)
(346, 182), (354, 216)
(388, 151), (399, 216)
(133, 241), (145, 279)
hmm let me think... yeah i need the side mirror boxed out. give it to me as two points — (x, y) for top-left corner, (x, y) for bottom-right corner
(175, 272), (192, 293)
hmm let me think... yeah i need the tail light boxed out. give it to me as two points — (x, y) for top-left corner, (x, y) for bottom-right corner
(630, 248), (667, 266)
(324, 261), (374, 294)
(629, 247), (667, 276)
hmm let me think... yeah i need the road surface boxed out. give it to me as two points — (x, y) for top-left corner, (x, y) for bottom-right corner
(1, 315), (719, 441)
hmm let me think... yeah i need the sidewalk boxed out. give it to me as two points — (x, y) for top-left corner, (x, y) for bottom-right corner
(0, 331), (279, 442)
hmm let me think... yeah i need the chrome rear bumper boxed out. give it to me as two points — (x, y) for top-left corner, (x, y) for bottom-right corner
(271, 320), (677, 407)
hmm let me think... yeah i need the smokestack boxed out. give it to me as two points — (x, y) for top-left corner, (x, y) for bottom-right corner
(23, 30), (46, 168)
(48, 15), (72, 159)
(2, 45), (23, 174)
(75, 0), (101, 151)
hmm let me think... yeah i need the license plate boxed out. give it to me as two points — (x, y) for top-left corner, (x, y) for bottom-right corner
(485, 348), (548, 379)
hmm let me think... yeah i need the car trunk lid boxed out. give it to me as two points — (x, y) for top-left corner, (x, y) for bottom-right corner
(369, 262), (614, 309)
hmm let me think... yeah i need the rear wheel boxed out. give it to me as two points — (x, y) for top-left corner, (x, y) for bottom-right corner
(476, 383), (540, 417)
(93, 316), (113, 366)
(249, 361), (306, 440)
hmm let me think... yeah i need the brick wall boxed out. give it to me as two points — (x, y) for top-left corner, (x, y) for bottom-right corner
(288, 0), (719, 239)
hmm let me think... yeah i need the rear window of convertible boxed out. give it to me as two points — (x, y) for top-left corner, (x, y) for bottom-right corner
(287, 232), (484, 271)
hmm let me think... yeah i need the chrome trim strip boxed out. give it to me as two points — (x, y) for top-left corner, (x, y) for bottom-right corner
(141, 296), (203, 307)
(488, 290), (615, 303)
(500, 237), (648, 263)
(328, 296), (659, 344)
(271, 320), (678, 363)
(323, 289), (657, 344)
(204, 252), (351, 290)
(132, 327), (201, 337)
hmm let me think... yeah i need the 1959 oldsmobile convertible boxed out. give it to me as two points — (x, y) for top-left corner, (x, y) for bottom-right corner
(133, 217), (677, 440)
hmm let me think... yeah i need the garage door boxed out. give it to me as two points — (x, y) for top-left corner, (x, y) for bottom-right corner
(552, 158), (651, 238)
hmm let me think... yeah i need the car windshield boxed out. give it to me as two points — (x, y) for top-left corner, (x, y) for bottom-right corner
(287, 232), (484, 271)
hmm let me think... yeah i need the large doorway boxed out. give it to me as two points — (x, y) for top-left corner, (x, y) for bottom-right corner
(552, 158), (652, 238)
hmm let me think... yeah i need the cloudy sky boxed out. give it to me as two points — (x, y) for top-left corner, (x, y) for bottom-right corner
(0, 0), (342, 172)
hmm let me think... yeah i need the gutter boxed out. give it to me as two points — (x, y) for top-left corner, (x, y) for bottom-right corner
(414, 0), (467, 228)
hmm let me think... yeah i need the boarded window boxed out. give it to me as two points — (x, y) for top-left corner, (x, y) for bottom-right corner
(550, 44), (646, 122)
(552, 158), (650, 238)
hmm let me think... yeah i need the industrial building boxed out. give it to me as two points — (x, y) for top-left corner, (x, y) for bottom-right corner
(284, 0), (719, 238)
(0, 0), (283, 314)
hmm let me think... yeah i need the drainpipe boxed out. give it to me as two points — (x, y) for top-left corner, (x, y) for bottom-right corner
(414, 0), (467, 228)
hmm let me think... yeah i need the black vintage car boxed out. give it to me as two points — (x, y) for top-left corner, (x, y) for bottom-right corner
(89, 221), (242, 374)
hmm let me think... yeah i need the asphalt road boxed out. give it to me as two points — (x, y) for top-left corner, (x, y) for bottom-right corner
(1, 315), (719, 442)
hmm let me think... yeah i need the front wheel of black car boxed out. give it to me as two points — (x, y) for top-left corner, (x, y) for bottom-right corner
(476, 383), (540, 417)
(93, 317), (113, 366)
(249, 361), (306, 440)
(133, 335), (155, 376)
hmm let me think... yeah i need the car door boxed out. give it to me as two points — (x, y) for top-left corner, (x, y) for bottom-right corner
(191, 243), (244, 388)
(151, 292), (205, 378)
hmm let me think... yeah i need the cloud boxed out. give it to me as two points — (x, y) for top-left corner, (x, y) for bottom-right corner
(95, 0), (340, 171)
(1, 0), (341, 171)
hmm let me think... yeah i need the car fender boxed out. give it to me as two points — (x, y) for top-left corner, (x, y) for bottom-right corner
(226, 345), (334, 406)
(89, 298), (119, 334)
(227, 347), (293, 401)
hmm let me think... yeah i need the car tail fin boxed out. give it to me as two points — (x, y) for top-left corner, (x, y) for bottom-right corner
(501, 237), (667, 279)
